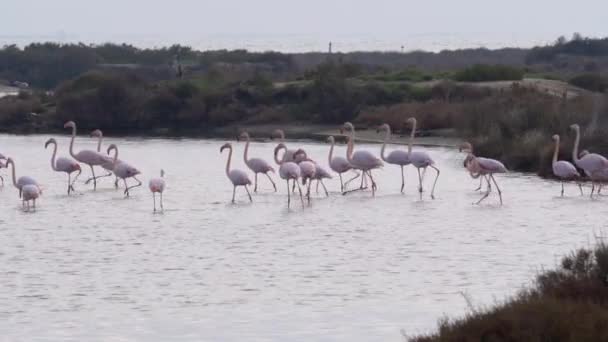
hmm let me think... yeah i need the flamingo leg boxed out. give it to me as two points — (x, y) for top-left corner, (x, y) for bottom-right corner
(245, 185), (253, 202)
(67, 174), (72, 195)
(232, 186), (236, 203)
(476, 175), (492, 205)
(114, 177), (119, 189)
(254, 173), (258, 192)
(591, 181), (595, 199)
(367, 171), (377, 196)
(19, 188), (22, 198)
(578, 182), (584, 196)
(286, 180), (291, 208)
(70, 169), (81, 193)
(475, 177), (482, 191)
(489, 174), (503, 205)
(320, 180), (329, 197)
(89, 165), (97, 190)
(153, 193), (157, 212)
(339, 173), (344, 192)
(32, 199), (36, 211)
(124, 176), (142, 197)
(306, 181), (311, 205)
(400, 166), (405, 193)
(296, 181), (304, 208)
(123, 179), (129, 197)
(561, 181), (564, 197)
(0, 175), (3, 186)
(85, 171), (111, 186)
(344, 170), (360, 188)
(429, 165), (440, 200)
(265, 172), (277, 192)
(416, 168), (423, 200)
(292, 179), (296, 193)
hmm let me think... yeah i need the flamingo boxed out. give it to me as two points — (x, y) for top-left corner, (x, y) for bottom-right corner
(377, 123), (411, 193)
(5, 158), (41, 210)
(89, 129), (117, 186)
(220, 143), (253, 203)
(342, 122), (383, 195)
(44, 138), (81, 195)
(460, 143), (507, 205)
(64, 121), (109, 190)
(326, 136), (359, 192)
(274, 143), (304, 208)
(294, 149), (317, 204)
(238, 131), (277, 192)
(405, 118), (440, 199)
(570, 124), (608, 198)
(312, 164), (332, 197)
(149, 170), (166, 212)
(580, 150), (608, 195)
(551, 134), (582, 196)
(106, 144), (142, 197)
(459, 142), (484, 191)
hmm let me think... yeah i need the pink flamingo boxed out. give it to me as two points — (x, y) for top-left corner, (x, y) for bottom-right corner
(406, 118), (440, 199)
(274, 143), (304, 208)
(149, 170), (166, 212)
(326, 136), (359, 192)
(341, 122), (383, 196)
(220, 143), (253, 203)
(64, 121), (109, 190)
(378, 123), (411, 193)
(294, 149), (317, 204)
(238, 131), (277, 192)
(44, 138), (81, 195)
(580, 150), (608, 195)
(89, 129), (117, 186)
(551, 134), (582, 196)
(570, 123), (608, 198)
(5, 158), (41, 210)
(106, 144), (142, 197)
(460, 143), (507, 205)
(459, 142), (484, 191)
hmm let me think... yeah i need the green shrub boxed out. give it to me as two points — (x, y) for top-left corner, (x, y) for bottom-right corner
(569, 74), (608, 92)
(453, 64), (524, 82)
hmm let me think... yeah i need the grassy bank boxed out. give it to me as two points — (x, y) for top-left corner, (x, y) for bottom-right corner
(410, 242), (608, 341)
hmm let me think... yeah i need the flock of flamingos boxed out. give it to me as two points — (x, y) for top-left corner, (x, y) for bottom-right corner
(0, 118), (604, 212)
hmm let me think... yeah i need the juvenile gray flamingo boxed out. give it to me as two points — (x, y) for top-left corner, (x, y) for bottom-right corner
(44, 138), (81, 195)
(64, 121), (108, 190)
(406, 118), (440, 199)
(274, 143), (304, 208)
(377, 123), (411, 193)
(326, 136), (359, 192)
(238, 131), (277, 192)
(220, 143), (253, 203)
(149, 170), (166, 212)
(570, 124), (608, 198)
(106, 144), (142, 197)
(551, 134), (582, 196)
(5, 158), (41, 210)
(341, 122), (383, 196)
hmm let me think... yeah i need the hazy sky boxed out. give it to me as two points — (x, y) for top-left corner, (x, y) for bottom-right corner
(1, 0), (607, 49)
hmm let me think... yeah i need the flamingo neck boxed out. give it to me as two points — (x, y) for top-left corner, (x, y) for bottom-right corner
(110, 147), (118, 165)
(572, 128), (580, 163)
(7, 160), (18, 189)
(274, 145), (284, 165)
(328, 139), (335, 166)
(408, 121), (416, 155)
(552, 138), (559, 165)
(225, 146), (232, 177)
(68, 125), (77, 159)
(346, 132), (355, 163)
(243, 135), (250, 164)
(97, 135), (103, 153)
(380, 127), (390, 162)
(49, 141), (58, 171)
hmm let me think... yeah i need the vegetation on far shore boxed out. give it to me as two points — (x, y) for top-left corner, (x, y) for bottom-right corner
(410, 241), (608, 341)
(1, 34), (608, 177)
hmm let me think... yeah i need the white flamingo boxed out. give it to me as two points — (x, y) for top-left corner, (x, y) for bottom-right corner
(551, 134), (582, 196)
(274, 143), (304, 208)
(44, 138), (81, 195)
(5, 158), (41, 210)
(149, 170), (166, 212)
(570, 124), (608, 198)
(341, 122), (383, 196)
(378, 123), (411, 193)
(64, 121), (108, 190)
(405, 118), (440, 199)
(239, 131), (277, 192)
(106, 144), (142, 197)
(220, 143), (252, 203)
(326, 136), (359, 192)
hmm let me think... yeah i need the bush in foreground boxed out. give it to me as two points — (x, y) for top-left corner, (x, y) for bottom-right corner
(409, 242), (608, 342)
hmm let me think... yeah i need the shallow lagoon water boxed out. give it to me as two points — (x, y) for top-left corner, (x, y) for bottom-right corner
(0, 134), (605, 341)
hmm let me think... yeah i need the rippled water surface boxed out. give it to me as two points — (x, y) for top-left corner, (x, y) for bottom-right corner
(0, 134), (605, 341)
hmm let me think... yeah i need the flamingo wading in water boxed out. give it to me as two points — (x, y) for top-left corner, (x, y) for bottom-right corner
(106, 144), (142, 197)
(149, 170), (166, 211)
(378, 123), (411, 193)
(341, 122), (383, 196)
(294, 149), (317, 204)
(405, 118), (440, 199)
(570, 124), (608, 198)
(274, 143), (304, 208)
(238, 131), (277, 192)
(460, 142), (507, 205)
(44, 138), (81, 195)
(326, 136), (359, 192)
(5, 158), (41, 210)
(220, 143), (253, 203)
(64, 121), (108, 190)
(551, 134), (582, 196)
